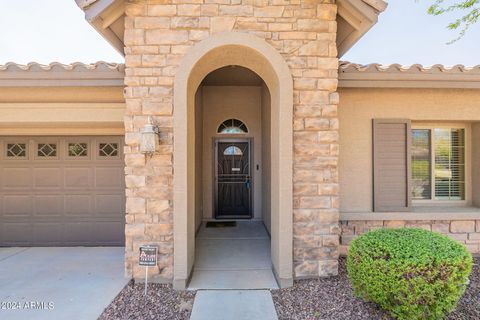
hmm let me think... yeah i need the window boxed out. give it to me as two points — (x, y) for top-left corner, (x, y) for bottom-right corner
(37, 143), (57, 157)
(6, 143), (27, 158)
(412, 128), (465, 201)
(68, 143), (88, 157)
(99, 143), (119, 157)
(217, 119), (248, 134)
(223, 146), (243, 156)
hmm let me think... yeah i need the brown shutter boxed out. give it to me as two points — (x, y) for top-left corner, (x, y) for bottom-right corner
(373, 119), (412, 212)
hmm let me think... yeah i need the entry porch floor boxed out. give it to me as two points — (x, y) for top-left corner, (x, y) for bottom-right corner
(188, 221), (278, 289)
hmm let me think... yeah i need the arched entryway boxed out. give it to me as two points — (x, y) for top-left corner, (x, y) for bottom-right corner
(173, 32), (293, 289)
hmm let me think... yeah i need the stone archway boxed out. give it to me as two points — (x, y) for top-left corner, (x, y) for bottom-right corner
(173, 32), (293, 289)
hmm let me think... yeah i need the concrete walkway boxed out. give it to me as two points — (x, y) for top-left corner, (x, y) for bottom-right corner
(0, 247), (128, 320)
(190, 290), (278, 320)
(188, 221), (278, 289)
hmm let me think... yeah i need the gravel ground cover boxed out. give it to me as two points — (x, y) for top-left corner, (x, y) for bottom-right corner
(272, 257), (479, 320)
(99, 257), (477, 320)
(98, 280), (195, 320)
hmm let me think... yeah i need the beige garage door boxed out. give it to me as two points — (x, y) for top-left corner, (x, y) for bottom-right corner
(0, 136), (125, 246)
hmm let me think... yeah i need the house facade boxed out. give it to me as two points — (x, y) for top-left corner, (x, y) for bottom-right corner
(0, 0), (479, 290)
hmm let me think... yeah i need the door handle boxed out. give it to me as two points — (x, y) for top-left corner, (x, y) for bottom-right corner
(245, 177), (251, 189)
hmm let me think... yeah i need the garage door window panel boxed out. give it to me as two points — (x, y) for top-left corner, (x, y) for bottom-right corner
(5, 142), (28, 159)
(68, 142), (88, 158)
(99, 142), (119, 158)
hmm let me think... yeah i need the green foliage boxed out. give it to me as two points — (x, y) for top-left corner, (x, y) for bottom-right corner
(347, 228), (473, 320)
(426, 0), (480, 43)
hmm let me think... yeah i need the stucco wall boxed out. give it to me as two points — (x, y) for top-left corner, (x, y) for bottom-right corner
(261, 84), (272, 234)
(339, 88), (480, 213)
(201, 86), (263, 220)
(0, 86), (125, 135)
(195, 87), (203, 231)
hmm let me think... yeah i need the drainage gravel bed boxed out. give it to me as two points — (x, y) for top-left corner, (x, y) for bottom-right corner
(98, 281), (195, 320)
(271, 257), (479, 320)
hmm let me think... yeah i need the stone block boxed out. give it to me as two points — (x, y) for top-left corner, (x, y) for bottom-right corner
(135, 17), (170, 29)
(298, 41), (329, 57)
(323, 235), (339, 247)
(145, 30), (189, 45)
(145, 223), (172, 239)
(384, 220), (405, 228)
(447, 233), (468, 241)
(317, 4), (337, 20)
(126, 197), (146, 214)
(297, 196), (331, 209)
(451, 221), (475, 233)
(432, 223), (449, 234)
(304, 118), (330, 130)
(468, 233), (480, 240)
(147, 199), (170, 215)
(125, 175), (146, 188)
(294, 260), (318, 277)
(148, 5), (176, 17)
(297, 19), (330, 32)
(319, 259), (338, 276)
(210, 17), (236, 33)
(254, 6), (284, 17)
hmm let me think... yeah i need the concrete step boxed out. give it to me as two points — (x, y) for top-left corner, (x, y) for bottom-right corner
(190, 290), (278, 320)
(188, 269), (278, 290)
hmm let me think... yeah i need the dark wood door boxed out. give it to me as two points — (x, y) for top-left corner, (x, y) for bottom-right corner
(215, 141), (252, 218)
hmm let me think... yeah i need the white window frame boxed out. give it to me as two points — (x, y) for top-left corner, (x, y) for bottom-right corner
(412, 123), (470, 206)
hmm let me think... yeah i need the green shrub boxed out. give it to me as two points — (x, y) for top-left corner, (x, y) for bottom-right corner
(347, 228), (473, 320)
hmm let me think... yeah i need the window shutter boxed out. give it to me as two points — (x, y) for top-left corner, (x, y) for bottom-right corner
(373, 119), (412, 212)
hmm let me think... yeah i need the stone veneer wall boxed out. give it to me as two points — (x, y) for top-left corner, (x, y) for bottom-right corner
(340, 220), (480, 255)
(123, 0), (340, 281)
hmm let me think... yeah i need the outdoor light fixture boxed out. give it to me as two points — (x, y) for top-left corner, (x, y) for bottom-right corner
(140, 116), (159, 156)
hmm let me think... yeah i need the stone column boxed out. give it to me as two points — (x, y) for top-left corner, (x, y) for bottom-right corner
(123, 0), (339, 282)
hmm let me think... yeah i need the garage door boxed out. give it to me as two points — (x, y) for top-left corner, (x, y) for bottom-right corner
(0, 136), (125, 246)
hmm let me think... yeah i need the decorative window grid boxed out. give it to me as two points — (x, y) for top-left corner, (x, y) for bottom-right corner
(6, 143), (27, 158)
(37, 143), (57, 157)
(68, 143), (88, 157)
(99, 143), (118, 157)
(217, 119), (248, 134)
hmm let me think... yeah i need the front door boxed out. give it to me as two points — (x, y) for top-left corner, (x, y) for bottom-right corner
(215, 140), (252, 219)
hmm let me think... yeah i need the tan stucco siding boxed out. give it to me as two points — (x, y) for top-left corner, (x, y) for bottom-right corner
(339, 88), (480, 213)
(0, 87), (125, 135)
(0, 87), (124, 103)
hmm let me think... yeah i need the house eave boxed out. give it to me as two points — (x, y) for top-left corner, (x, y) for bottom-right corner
(76, 0), (125, 56)
(336, 0), (388, 57)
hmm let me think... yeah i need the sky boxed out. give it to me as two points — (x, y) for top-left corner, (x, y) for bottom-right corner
(0, 1), (478, 66)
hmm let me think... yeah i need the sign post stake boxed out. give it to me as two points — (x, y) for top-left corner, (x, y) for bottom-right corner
(145, 265), (148, 297)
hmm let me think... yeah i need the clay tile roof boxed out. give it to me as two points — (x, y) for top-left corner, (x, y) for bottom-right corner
(339, 61), (480, 88)
(339, 61), (480, 74)
(0, 61), (125, 87)
(0, 61), (124, 72)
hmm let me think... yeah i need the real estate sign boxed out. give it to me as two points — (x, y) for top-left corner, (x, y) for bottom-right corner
(139, 246), (157, 267)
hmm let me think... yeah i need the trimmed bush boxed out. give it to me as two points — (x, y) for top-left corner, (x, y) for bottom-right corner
(347, 228), (473, 320)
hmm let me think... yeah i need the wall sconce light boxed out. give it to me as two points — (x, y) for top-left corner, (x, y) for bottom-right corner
(140, 116), (159, 156)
